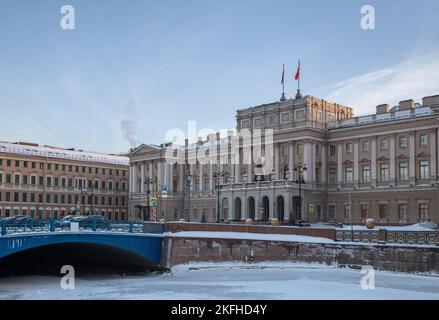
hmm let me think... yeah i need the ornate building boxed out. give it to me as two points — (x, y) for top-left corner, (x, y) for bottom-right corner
(0, 141), (129, 220)
(128, 94), (439, 225)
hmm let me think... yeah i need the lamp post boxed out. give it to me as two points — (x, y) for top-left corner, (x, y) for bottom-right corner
(186, 173), (192, 222)
(81, 188), (95, 216)
(144, 177), (151, 221)
(214, 171), (224, 223)
(293, 162), (307, 222)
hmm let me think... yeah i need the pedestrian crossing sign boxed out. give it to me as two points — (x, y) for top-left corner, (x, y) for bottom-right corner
(149, 197), (158, 207)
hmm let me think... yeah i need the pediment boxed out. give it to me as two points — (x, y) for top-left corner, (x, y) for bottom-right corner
(343, 160), (353, 165)
(377, 156), (389, 162)
(359, 158), (370, 163)
(397, 154), (410, 160)
(129, 144), (162, 157)
(328, 161), (337, 166)
(417, 152), (430, 158)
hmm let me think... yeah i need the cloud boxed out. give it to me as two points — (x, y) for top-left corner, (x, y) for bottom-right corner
(120, 96), (140, 148)
(321, 51), (439, 115)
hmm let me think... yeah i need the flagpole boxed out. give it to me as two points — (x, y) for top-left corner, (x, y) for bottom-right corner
(295, 59), (302, 99)
(280, 63), (286, 101)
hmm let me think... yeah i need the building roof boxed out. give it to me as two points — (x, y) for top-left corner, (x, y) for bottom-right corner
(0, 141), (129, 166)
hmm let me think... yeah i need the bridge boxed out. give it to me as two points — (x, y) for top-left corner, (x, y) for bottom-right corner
(0, 220), (164, 274)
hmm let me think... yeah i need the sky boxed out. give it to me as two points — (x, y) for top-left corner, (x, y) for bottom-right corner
(0, 0), (438, 154)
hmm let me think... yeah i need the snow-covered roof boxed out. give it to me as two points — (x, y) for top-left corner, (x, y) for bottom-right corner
(0, 141), (129, 166)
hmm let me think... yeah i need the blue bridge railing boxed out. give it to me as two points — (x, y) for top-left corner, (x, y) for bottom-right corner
(0, 218), (144, 236)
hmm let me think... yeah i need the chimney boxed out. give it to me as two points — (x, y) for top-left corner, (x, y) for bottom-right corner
(376, 104), (389, 114)
(398, 99), (415, 111)
(422, 95), (439, 107)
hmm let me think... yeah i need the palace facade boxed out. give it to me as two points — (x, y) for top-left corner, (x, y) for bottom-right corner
(0, 141), (129, 220)
(128, 93), (439, 225)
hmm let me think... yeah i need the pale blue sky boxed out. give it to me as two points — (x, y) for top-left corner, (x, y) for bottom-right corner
(1, 0), (439, 154)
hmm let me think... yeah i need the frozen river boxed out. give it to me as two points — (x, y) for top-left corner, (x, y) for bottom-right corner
(1, 262), (439, 300)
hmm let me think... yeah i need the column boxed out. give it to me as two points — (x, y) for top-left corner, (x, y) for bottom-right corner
(409, 133), (416, 185)
(234, 164), (240, 183)
(389, 135), (396, 185)
(199, 164), (203, 192)
(337, 142), (343, 186)
(371, 137), (377, 187)
(140, 162), (145, 194)
(430, 131), (437, 180)
(289, 142), (294, 181)
(321, 143), (326, 183)
(132, 163), (137, 193)
(157, 161), (163, 188)
(164, 161), (169, 190)
(274, 144), (280, 180)
(304, 142), (313, 182)
(248, 149), (253, 183)
(149, 163), (153, 182)
(129, 165), (133, 194)
(209, 164), (214, 193)
(179, 164), (184, 192)
(354, 141), (359, 187)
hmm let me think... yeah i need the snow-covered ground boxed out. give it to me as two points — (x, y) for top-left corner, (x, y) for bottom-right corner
(1, 262), (438, 300)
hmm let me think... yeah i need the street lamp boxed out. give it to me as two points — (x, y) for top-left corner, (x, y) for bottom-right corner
(293, 162), (307, 223)
(186, 173), (193, 222)
(81, 188), (95, 216)
(144, 178), (152, 221)
(214, 171), (224, 223)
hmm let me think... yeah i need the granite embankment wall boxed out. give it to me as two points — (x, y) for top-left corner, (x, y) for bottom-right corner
(161, 236), (439, 273)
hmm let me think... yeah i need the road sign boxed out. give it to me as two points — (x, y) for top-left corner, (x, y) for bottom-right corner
(149, 197), (158, 207)
(161, 184), (168, 192)
(308, 203), (315, 213)
(162, 194), (168, 199)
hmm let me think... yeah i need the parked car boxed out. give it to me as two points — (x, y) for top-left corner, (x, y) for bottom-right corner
(59, 215), (77, 227)
(71, 215), (108, 228)
(4, 215), (27, 225)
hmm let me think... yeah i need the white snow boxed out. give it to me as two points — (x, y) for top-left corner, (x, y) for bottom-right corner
(336, 222), (438, 231)
(1, 262), (439, 300)
(0, 141), (128, 165)
(166, 231), (334, 243)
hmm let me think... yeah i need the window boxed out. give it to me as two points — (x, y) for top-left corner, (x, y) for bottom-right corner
(15, 160), (20, 167)
(241, 120), (251, 129)
(345, 167), (353, 183)
(297, 144), (304, 155)
(47, 163), (51, 170)
(14, 192), (19, 202)
(283, 146), (289, 156)
(399, 137), (408, 149)
(14, 174), (20, 185)
(419, 203), (429, 220)
(61, 178), (66, 188)
(31, 175), (36, 185)
(23, 175), (28, 185)
(360, 204), (369, 219)
(419, 160), (429, 179)
(7, 159), (12, 166)
(316, 145), (320, 155)
(329, 168), (337, 184)
(362, 141), (369, 153)
(399, 162), (409, 181)
(6, 174), (11, 183)
(344, 205), (351, 219)
(46, 177), (52, 187)
(295, 109), (305, 121)
(330, 145), (336, 156)
(398, 204), (407, 221)
(23, 161), (28, 168)
(362, 165), (370, 182)
(39, 163), (44, 169)
(31, 162), (36, 169)
(254, 117), (263, 127)
(419, 134), (428, 146)
(345, 143), (353, 154)
(380, 138), (388, 150)
(280, 112), (290, 123)
(380, 163), (389, 181)
(379, 204), (387, 219)
(30, 193), (35, 203)
(328, 206), (336, 220)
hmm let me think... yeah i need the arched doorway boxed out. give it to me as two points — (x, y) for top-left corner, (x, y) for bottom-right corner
(293, 196), (302, 221)
(221, 198), (229, 222)
(261, 196), (270, 222)
(234, 197), (242, 221)
(276, 196), (285, 222)
(247, 197), (255, 220)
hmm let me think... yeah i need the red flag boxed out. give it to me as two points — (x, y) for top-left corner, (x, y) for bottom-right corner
(281, 64), (285, 85)
(295, 60), (301, 81)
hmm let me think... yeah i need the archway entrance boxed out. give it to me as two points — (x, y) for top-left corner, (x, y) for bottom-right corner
(221, 198), (229, 222)
(261, 196), (270, 222)
(276, 196), (285, 222)
(234, 197), (242, 221)
(247, 197), (255, 220)
(293, 196), (302, 221)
